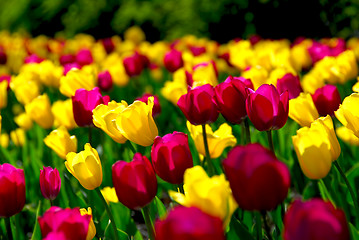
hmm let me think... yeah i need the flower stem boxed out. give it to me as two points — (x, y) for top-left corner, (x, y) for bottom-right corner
(266, 130), (275, 155)
(141, 205), (155, 240)
(254, 212), (262, 240)
(49, 199), (54, 207)
(333, 161), (359, 223)
(126, 141), (137, 155)
(88, 126), (92, 145)
(95, 188), (119, 240)
(244, 117), (251, 144)
(202, 124), (214, 176)
(4, 217), (13, 240)
(261, 211), (273, 240)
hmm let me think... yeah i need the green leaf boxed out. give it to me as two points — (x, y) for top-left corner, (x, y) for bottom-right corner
(226, 216), (255, 240)
(30, 200), (42, 240)
(153, 196), (167, 219)
(350, 223), (359, 240)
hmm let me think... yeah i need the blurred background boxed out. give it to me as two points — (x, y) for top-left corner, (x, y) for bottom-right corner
(0, 0), (358, 42)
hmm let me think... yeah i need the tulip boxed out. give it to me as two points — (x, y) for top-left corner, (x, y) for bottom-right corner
(292, 115), (340, 179)
(100, 186), (119, 204)
(283, 199), (349, 240)
(44, 126), (78, 159)
(124, 26), (145, 44)
(76, 49), (93, 66)
(14, 112), (33, 130)
(161, 78), (187, 105)
(289, 93), (319, 127)
(97, 70), (113, 92)
(10, 76), (40, 105)
(276, 73), (303, 100)
(10, 128), (26, 147)
(335, 93), (359, 138)
(115, 97), (158, 147)
(0, 81), (7, 109)
(242, 65), (268, 90)
(79, 207), (96, 240)
(163, 49), (183, 72)
(123, 52), (144, 77)
(192, 62), (218, 87)
(24, 54), (44, 64)
(187, 121), (236, 159)
(59, 69), (96, 97)
(336, 126), (359, 146)
(65, 143), (102, 190)
(136, 93), (161, 117)
(101, 38), (115, 54)
(151, 132), (193, 184)
(60, 54), (75, 65)
(72, 87), (110, 127)
(0, 133), (9, 148)
(0, 163), (26, 217)
(0, 48), (6, 65)
(223, 143), (290, 211)
(246, 84), (289, 131)
(169, 166), (237, 226)
(112, 153), (157, 209)
(214, 76), (250, 124)
(155, 206), (225, 240)
(0, 75), (11, 90)
(40, 166), (61, 201)
(177, 84), (219, 125)
(63, 62), (81, 75)
(93, 100), (128, 144)
(25, 94), (54, 129)
(312, 84), (341, 116)
(38, 206), (91, 240)
(52, 99), (78, 130)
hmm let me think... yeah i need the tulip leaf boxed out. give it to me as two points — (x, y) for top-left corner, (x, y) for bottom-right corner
(350, 223), (359, 240)
(154, 196), (167, 219)
(30, 200), (42, 240)
(318, 179), (335, 204)
(227, 217), (255, 240)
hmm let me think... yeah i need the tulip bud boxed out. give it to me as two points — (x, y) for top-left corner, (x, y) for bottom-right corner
(65, 143), (103, 190)
(163, 49), (183, 72)
(24, 54), (44, 64)
(10, 128), (26, 147)
(151, 132), (193, 184)
(155, 206), (225, 240)
(63, 63), (81, 75)
(177, 84), (219, 125)
(289, 93), (319, 127)
(276, 73), (303, 100)
(44, 126), (77, 159)
(0, 81), (7, 110)
(100, 186), (119, 204)
(101, 38), (115, 54)
(312, 84), (341, 116)
(79, 207), (96, 240)
(335, 93), (359, 138)
(0, 163), (26, 217)
(246, 84), (289, 131)
(223, 143), (290, 211)
(52, 99), (78, 130)
(59, 54), (76, 66)
(59, 69), (95, 97)
(14, 112), (33, 130)
(72, 87), (110, 127)
(136, 93), (161, 117)
(40, 166), (61, 200)
(76, 49), (93, 66)
(0, 75), (10, 90)
(25, 94), (54, 129)
(97, 70), (113, 92)
(123, 52), (144, 77)
(112, 153), (157, 209)
(284, 199), (349, 240)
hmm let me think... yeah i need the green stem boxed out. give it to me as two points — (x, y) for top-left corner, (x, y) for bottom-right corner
(244, 117), (251, 144)
(126, 141), (137, 155)
(88, 126), (92, 145)
(333, 161), (359, 223)
(255, 212), (262, 240)
(261, 211), (273, 240)
(50, 199), (54, 207)
(141, 205), (155, 240)
(202, 124), (214, 176)
(95, 188), (119, 240)
(5, 217), (13, 240)
(266, 130), (275, 155)
(31, 200), (42, 240)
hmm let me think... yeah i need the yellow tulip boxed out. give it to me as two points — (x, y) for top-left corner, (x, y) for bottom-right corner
(169, 166), (237, 227)
(336, 126), (359, 146)
(0, 115), (1, 133)
(187, 121), (236, 159)
(59, 69), (96, 97)
(116, 97), (158, 147)
(241, 65), (268, 90)
(292, 115), (340, 179)
(161, 79), (187, 105)
(100, 187), (119, 204)
(0, 133), (9, 148)
(36, 60), (63, 87)
(14, 112), (33, 130)
(93, 101), (128, 144)
(10, 128), (26, 147)
(335, 93), (359, 138)
(25, 94), (54, 129)
(192, 62), (218, 87)
(79, 207), (96, 240)
(290, 39), (312, 70)
(52, 99), (78, 130)
(289, 93), (319, 127)
(124, 26), (145, 45)
(65, 143), (102, 190)
(44, 126), (77, 159)
(0, 81), (7, 109)
(10, 75), (40, 105)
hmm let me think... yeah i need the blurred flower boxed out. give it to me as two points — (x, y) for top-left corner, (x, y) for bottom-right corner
(0, 133), (9, 148)
(60, 54), (76, 66)
(246, 84), (289, 131)
(276, 73), (302, 100)
(214, 76), (250, 124)
(223, 143), (290, 211)
(124, 26), (145, 45)
(10, 76), (40, 105)
(336, 126), (359, 146)
(97, 70), (113, 92)
(38, 206), (91, 240)
(59, 69), (96, 97)
(312, 84), (341, 116)
(187, 121), (236, 159)
(289, 93), (319, 127)
(14, 112), (33, 130)
(63, 63), (81, 75)
(163, 49), (183, 72)
(335, 93), (359, 138)
(151, 132), (193, 184)
(40, 166), (61, 201)
(24, 54), (44, 64)
(10, 128), (26, 147)
(155, 206), (225, 240)
(177, 84), (219, 125)
(0, 75), (11, 90)
(72, 87), (110, 127)
(169, 166), (237, 226)
(0, 163), (26, 217)
(52, 99), (78, 130)
(116, 97), (158, 146)
(107, 61), (130, 87)
(292, 115), (340, 179)
(241, 65), (268, 90)
(112, 153), (157, 209)
(290, 38), (312, 70)
(161, 79), (187, 105)
(65, 143), (102, 190)
(136, 93), (161, 117)
(76, 49), (93, 66)
(192, 62), (218, 87)
(0, 80), (7, 109)
(79, 207), (96, 240)
(123, 52), (144, 77)
(44, 126), (77, 159)
(283, 199), (349, 240)
(101, 38), (115, 54)
(25, 94), (54, 129)
(100, 186), (119, 204)
(36, 60), (63, 87)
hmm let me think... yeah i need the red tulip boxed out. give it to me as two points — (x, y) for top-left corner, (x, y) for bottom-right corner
(284, 199), (349, 240)
(40, 166), (61, 201)
(97, 70), (113, 92)
(177, 84), (219, 125)
(223, 143), (290, 211)
(0, 74), (11, 90)
(155, 206), (225, 240)
(123, 52), (144, 77)
(311, 84), (341, 116)
(136, 93), (161, 117)
(276, 73), (303, 100)
(72, 87), (110, 127)
(76, 49), (93, 66)
(0, 163), (26, 217)
(246, 84), (289, 131)
(151, 132), (193, 184)
(112, 153), (157, 209)
(163, 49), (183, 72)
(59, 54), (76, 66)
(38, 206), (91, 240)
(101, 38), (115, 54)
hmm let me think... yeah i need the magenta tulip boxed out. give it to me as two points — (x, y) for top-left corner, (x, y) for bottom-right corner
(40, 166), (61, 201)
(276, 73), (303, 100)
(163, 49), (184, 72)
(311, 84), (341, 116)
(0, 74), (11, 90)
(246, 84), (289, 131)
(24, 54), (44, 64)
(151, 132), (193, 184)
(136, 93), (161, 117)
(223, 143), (290, 211)
(101, 38), (115, 54)
(76, 49), (93, 66)
(59, 54), (76, 66)
(123, 52), (144, 77)
(97, 70), (113, 92)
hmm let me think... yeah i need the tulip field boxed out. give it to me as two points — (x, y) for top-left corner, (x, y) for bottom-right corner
(2, 27), (359, 239)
